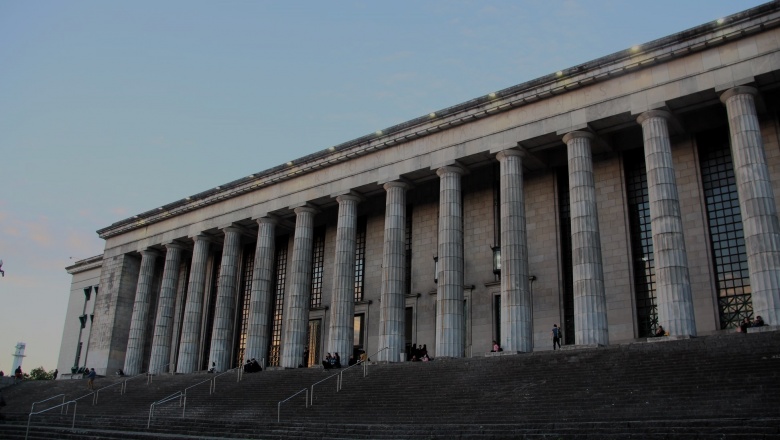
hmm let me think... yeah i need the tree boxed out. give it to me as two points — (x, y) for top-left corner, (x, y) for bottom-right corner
(25, 366), (55, 380)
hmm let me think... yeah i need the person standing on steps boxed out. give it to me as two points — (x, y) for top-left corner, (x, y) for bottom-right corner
(552, 324), (562, 350)
(86, 368), (96, 390)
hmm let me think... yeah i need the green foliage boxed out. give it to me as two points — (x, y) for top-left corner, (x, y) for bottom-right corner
(25, 366), (55, 380)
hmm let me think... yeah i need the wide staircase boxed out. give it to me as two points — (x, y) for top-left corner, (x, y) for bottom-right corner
(1, 330), (778, 439)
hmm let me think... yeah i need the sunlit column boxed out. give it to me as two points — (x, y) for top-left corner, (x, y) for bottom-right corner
(637, 110), (696, 336)
(562, 131), (609, 346)
(721, 86), (780, 325)
(244, 217), (278, 364)
(497, 149), (532, 352)
(281, 206), (318, 368)
(208, 226), (243, 372)
(378, 181), (410, 362)
(176, 235), (212, 373)
(328, 194), (362, 361)
(435, 165), (466, 358)
(124, 249), (160, 375)
(148, 243), (185, 374)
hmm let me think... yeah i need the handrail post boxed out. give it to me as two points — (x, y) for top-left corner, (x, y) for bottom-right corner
(277, 402), (281, 423)
(305, 388), (309, 408)
(71, 401), (77, 428)
(60, 395), (65, 414)
(182, 393), (187, 418)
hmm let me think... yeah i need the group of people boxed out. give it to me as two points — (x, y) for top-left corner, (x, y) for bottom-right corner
(243, 358), (263, 373)
(408, 343), (430, 362)
(322, 352), (342, 369)
(738, 315), (766, 333)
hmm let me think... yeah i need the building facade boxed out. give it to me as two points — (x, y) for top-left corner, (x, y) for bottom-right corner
(59, 3), (780, 376)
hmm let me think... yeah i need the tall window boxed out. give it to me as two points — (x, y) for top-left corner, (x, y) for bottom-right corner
(354, 217), (367, 302)
(234, 244), (255, 367)
(310, 227), (326, 308)
(698, 129), (752, 329)
(269, 236), (289, 367)
(625, 149), (658, 337)
(405, 204), (413, 295)
(201, 256), (221, 370)
(557, 169), (574, 344)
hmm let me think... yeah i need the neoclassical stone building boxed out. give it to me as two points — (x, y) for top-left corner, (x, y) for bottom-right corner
(59, 3), (780, 376)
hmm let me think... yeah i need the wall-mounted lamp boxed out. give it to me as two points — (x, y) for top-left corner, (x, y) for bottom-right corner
(433, 256), (439, 283)
(491, 246), (501, 275)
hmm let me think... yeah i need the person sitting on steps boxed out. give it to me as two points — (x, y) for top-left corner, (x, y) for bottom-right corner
(655, 325), (667, 337)
(753, 315), (765, 327)
(491, 340), (503, 352)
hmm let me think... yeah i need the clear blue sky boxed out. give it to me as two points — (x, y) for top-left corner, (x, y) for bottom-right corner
(0, 0), (767, 374)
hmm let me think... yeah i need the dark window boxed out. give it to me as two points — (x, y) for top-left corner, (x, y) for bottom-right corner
(269, 236), (289, 367)
(74, 342), (82, 367)
(698, 128), (752, 329)
(494, 295), (501, 344)
(310, 227), (326, 308)
(78, 314), (87, 329)
(405, 204), (413, 295)
(201, 256), (221, 370)
(83, 286), (92, 300)
(625, 149), (658, 337)
(354, 217), (367, 302)
(234, 244), (255, 367)
(557, 169), (574, 344)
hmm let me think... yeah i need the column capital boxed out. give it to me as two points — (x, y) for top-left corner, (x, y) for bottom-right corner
(435, 164), (467, 177)
(720, 86), (758, 103)
(221, 225), (245, 236)
(636, 109), (673, 125)
(164, 242), (187, 252)
(140, 248), (162, 258)
(336, 192), (364, 204)
(496, 148), (526, 161)
(562, 130), (595, 144)
(190, 234), (217, 244)
(293, 205), (319, 216)
(255, 216), (279, 226)
(383, 180), (412, 192)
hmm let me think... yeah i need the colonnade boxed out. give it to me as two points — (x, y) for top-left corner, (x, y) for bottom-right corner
(118, 86), (780, 375)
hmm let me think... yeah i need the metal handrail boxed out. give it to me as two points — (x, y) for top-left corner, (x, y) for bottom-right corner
(147, 391), (183, 428)
(26, 400), (76, 440)
(121, 372), (150, 394)
(361, 346), (390, 378)
(93, 380), (123, 405)
(277, 388), (309, 423)
(30, 394), (65, 414)
(148, 362), (172, 376)
(181, 377), (217, 417)
(210, 366), (241, 394)
(337, 346), (386, 391)
(310, 371), (340, 405)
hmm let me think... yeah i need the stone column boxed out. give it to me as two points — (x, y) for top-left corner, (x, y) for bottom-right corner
(244, 217), (277, 364)
(147, 243), (184, 374)
(435, 165), (466, 358)
(124, 249), (160, 375)
(378, 182), (411, 362)
(637, 110), (696, 336)
(208, 226), (243, 372)
(721, 86), (780, 325)
(327, 194), (362, 360)
(562, 131), (609, 346)
(281, 206), (318, 368)
(496, 150), (533, 352)
(168, 262), (189, 372)
(176, 235), (212, 373)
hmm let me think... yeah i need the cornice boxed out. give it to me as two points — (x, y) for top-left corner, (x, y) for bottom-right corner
(65, 254), (104, 274)
(97, 2), (780, 240)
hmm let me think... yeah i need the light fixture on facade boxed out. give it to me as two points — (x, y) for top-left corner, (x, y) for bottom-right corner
(717, 18), (725, 24)
(329, 146), (336, 151)
(433, 256), (439, 283)
(429, 112), (436, 118)
(286, 162), (293, 166)
(556, 71), (563, 77)
(488, 92), (497, 99)
(491, 245), (501, 275)
(631, 45), (640, 52)
(375, 130), (383, 135)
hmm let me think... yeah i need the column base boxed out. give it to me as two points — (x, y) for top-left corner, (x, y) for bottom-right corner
(559, 344), (605, 351)
(646, 335), (694, 343)
(484, 351), (523, 357)
(747, 325), (780, 334)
